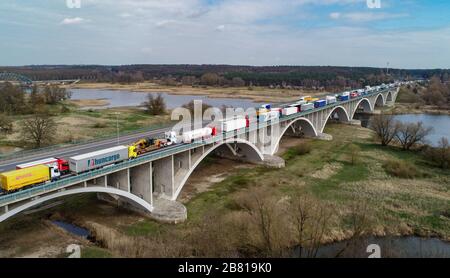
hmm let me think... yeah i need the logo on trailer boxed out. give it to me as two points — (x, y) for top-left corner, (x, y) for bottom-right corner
(87, 154), (121, 168)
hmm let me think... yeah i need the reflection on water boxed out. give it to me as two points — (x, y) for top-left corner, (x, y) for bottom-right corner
(355, 113), (450, 146)
(52, 221), (90, 239)
(70, 89), (264, 110)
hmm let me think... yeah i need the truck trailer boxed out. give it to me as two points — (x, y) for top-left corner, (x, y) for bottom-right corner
(0, 165), (58, 192)
(16, 157), (69, 174)
(68, 146), (130, 174)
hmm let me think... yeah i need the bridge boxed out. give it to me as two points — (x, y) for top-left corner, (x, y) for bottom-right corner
(0, 87), (399, 223)
(0, 72), (80, 85)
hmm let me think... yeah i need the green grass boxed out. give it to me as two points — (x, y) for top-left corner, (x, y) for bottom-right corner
(81, 246), (114, 258)
(124, 220), (164, 237)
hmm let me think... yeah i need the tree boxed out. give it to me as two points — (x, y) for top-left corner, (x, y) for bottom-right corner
(0, 82), (26, 114)
(395, 121), (433, 150)
(0, 114), (13, 134)
(369, 113), (401, 146)
(200, 73), (219, 86)
(231, 77), (246, 87)
(424, 137), (450, 169)
(29, 84), (44, 108)
(21, 112), (57, 148)
(288, 194), (331, 258)
(144, 93), (166, 115)
(43, 85), (71, 104)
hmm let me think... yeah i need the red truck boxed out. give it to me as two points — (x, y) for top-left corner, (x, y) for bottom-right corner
(16, 157), (70, 175)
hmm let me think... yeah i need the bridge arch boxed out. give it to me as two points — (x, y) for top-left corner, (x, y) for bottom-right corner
(0, 187), (153, 223)
(351, 98), (373, 119)
(271, 117), (317, 155)
(173, 139), (264, 200)
(321, 105), (350, 133)
(386, 91), (393, 102)
(374, 93), (385, 109)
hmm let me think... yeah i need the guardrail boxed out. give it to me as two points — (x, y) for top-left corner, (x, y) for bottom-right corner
(0, 88), (395, 206)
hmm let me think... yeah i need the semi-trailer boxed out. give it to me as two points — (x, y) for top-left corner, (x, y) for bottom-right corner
(282, 106), (298, 116)
(314, 100), (327, 108)
(326, 96), (337, 105)
(182, 127), (214, 143)
(300, 103), (314, 112)
(0, 165), (59, 192)
(216, 118), (247, 133)
(68, 146), (131, 174)
(258, 110), (280, 122)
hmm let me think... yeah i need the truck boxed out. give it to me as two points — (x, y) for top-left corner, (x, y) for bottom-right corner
(0, 165), (59, 192)
(338, 94), (349, 101)
(326, 96), (337, 105)
(214, 118), (247, 133)
(282, 106), (298, 116)
(16, 157), (69, 174)
(130, 131), (178, 156)
(182, 127), (214, 144)
(300, 103), (314, 112)
(258, 110), (280, 122)
(69, 146), (130, 174)
(314, 100), (327, 108)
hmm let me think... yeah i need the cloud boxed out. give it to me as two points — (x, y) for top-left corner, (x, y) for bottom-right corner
(216, 25), (225, 32)
(329, 12), (341, 19)
(60, 17), (85, 25)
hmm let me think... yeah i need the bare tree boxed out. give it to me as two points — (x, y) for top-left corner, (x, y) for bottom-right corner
(424, 137), (450, 169)
(21, 112), (57, 148)
(0, 114), (13, 134)
(369, 113), (401, 146)
(43, 85), (71, 104)
(200, 73), (220, 86)
(288, 195), (331, 258)
(395, 121), (433, 150)
(144, 93), (166, 115)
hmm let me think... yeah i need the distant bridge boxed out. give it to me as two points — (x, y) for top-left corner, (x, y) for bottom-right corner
(0, 72), (80, 86)
(0, 87), (399, 223)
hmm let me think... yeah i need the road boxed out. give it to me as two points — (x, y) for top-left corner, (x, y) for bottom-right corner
(0, 125), (174, 172)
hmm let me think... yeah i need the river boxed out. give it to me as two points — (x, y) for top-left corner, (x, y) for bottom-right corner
(70, 89), (265, 110)
(355, 113), (450, 146)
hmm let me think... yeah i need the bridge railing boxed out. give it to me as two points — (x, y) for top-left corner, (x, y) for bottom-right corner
(0, 122), (174, 161)
(0, 88), (395, 206)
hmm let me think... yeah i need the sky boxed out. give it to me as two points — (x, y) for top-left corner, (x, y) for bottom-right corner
(0, 0), (449, 68)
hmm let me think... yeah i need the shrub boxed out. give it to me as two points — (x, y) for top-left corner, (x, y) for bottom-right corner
(92, 122), (107, 129)
(383, 159), (421, 179)
(284, 143), (312, 160)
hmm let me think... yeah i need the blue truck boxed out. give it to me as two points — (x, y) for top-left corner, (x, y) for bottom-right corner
(314, 100), (327, 108)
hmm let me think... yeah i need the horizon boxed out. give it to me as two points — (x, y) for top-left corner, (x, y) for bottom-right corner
(1, 0), (450, 68)
(2, 63), (449, 71)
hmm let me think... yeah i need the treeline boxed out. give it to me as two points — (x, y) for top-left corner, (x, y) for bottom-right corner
(397, 77), (450, 109)
(2, 65), (449, 90)
(0, 82), (71, 115)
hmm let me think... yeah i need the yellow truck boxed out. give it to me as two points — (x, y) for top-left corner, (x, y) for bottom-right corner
(0, 165), (53, 192)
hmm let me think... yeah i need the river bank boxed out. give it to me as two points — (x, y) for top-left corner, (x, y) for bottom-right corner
(0, 123), (448, 258)
(68, 82), (326, 103)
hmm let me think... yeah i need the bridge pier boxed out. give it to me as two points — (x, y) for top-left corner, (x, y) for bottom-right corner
(153, 156), (175, 199)
(130, 162), (153, 205)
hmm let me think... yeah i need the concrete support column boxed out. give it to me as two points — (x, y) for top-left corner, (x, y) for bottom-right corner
(153, 155), (175, 199)
(107, 169), (130, 192)
(130, 162), (153, 205)
(174, 151), (191, 194)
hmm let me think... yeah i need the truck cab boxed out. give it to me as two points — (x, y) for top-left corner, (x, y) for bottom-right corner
(49, 167), (61, 182)
(164, 131), (178, 145)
